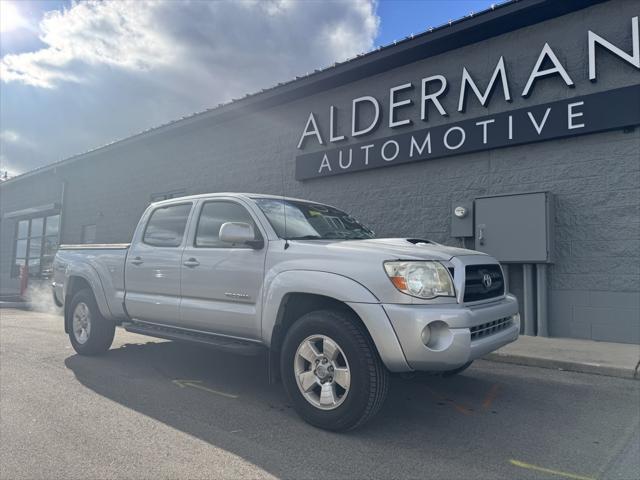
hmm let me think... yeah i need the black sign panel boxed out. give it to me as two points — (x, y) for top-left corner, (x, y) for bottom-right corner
(295, 85), (640, 181)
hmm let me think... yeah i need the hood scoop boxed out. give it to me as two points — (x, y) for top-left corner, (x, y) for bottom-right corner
(405, 238), (434, 246)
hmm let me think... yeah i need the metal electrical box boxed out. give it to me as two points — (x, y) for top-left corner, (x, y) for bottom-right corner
(474, 192), (554, 263)
(450, 201), (474, 237)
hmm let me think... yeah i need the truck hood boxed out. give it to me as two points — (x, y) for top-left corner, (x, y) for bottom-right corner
(267, 237), (492, 305)
(324, 238), (486, 261)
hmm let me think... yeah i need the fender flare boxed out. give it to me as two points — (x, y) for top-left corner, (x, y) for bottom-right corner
(262, 270), (410, 372)
(64, 264), (113, 321)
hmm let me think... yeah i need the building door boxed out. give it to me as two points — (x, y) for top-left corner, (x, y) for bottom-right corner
(13, 213), (60, 294)
(124, 203), (192, 325)
(179, 200), (266, 340)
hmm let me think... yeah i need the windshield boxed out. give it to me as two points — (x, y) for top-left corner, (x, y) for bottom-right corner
(254, 198), (375, 240)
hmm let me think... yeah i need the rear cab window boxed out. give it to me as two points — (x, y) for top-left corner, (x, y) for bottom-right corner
(143, 203), (192, 247)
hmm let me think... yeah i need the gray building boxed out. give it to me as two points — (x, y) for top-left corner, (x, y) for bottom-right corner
(1, 0), (638, 343)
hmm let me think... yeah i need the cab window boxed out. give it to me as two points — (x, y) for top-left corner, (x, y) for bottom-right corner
(143, 203), (192, 247)
(195, 201), (260, 248)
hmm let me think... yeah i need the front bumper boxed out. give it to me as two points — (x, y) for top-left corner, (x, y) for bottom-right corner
(382, 294), (520, 371)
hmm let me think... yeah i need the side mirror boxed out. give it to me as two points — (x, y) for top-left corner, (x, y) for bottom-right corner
(219, 222), (263, 249)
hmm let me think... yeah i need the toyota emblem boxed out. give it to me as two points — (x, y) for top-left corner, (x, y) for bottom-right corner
(482, 273), (493, 289)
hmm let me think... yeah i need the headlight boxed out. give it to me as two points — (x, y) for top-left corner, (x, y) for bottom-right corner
(384, 261), (455, 299)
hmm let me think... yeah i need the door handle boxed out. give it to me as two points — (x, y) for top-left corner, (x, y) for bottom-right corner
(183, 258), (200, 268)
(131, 256), (144, 266)
(477, 224), (485, 246)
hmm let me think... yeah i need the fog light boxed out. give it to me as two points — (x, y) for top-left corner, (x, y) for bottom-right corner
(511, 313), (521, 326)
(422, 320), (454, 351)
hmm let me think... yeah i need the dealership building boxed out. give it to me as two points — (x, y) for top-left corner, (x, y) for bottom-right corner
(1, 0), (638, 343)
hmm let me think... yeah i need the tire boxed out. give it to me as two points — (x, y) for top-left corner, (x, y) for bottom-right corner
(280, 309), (389, 431)
(441, 361), (473, 377)
(68, 288), (115, 356)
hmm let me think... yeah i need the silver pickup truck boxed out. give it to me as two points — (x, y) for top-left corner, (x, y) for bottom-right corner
(53, 193), (519, 430)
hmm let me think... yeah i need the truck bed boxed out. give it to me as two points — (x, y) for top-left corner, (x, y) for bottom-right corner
(54, 244), (130, 319)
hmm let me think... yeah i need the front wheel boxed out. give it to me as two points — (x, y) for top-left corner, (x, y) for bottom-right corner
(280, 309), (389, 431)
(68, 288), (115, 355)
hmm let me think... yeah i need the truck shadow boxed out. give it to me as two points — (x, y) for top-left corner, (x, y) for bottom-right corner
(63, 338), (557, 479)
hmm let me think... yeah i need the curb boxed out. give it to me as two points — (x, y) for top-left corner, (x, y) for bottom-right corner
(484, 352), (639, 380)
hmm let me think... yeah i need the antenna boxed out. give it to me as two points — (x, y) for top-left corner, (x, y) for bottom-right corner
(281, 156), (290, 250)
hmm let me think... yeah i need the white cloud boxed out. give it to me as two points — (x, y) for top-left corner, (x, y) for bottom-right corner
(0, 1), (30, 33)
(1, 1), (178, 88)
(0, 0), (379, 173)
(1, 0), (378, 89)
(0, 130), (20, 143)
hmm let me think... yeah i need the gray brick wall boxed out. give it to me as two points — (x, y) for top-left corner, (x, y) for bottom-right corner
(1, 0), (638, 342)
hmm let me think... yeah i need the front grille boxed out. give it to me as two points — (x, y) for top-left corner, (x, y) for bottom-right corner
(470, 317), (513, 341)
(463, 264), (504, 302)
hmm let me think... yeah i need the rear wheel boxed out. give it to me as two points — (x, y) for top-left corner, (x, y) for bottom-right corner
(280, 309), (388, 431)
(68, 289), (115, 355)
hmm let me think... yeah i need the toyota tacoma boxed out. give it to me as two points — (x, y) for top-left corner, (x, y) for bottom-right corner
(53, 193), (519, 430)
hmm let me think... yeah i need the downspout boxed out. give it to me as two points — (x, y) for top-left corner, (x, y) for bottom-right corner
(536, 264), (549, 337)
(523, 263), (536, 336)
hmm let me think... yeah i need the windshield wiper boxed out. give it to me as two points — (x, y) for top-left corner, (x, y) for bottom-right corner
(286, 235), (323, 240)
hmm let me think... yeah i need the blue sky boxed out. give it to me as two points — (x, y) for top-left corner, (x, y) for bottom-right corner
(375, 0), (496, 46)
(0, 0), (496, 176)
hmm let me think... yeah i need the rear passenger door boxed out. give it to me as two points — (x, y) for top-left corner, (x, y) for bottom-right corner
(124, 202), (193, 325)
(179, 199), (266, 340)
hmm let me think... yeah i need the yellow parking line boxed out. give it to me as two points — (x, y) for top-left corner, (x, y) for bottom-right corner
(423, 386), (473, 415)
(482, 384), (500, 410)
(509, 459), (595, 480)
(172, 379), (238, 399)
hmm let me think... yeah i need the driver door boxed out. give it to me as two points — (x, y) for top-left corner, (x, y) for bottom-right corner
(179, 199), (266, 340)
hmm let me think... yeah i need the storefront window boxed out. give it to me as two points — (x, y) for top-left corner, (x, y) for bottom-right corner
(15, 239), (27, 258)
(28, 240), (42, 277)
(17, 220), (29, 238)
(31, 217), (44, 237)
(13, 213), (60, 279)
(13, 220), (29, 278)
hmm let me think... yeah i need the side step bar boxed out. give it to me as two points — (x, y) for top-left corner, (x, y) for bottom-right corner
(122, 320), (265, 356)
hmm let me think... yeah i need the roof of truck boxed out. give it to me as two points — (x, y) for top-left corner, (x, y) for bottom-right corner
(150, 192), (332, 207)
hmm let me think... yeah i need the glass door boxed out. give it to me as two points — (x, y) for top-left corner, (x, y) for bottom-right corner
(13, 213), (60, 280)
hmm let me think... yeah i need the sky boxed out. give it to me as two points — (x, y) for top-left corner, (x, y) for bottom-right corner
(0, 0), (497, 177)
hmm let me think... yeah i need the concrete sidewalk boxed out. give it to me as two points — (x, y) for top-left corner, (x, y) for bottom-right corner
(485, 335), (640, 380)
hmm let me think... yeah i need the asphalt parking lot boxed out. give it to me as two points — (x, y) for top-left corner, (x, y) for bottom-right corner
(1, 308), (638, 480)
